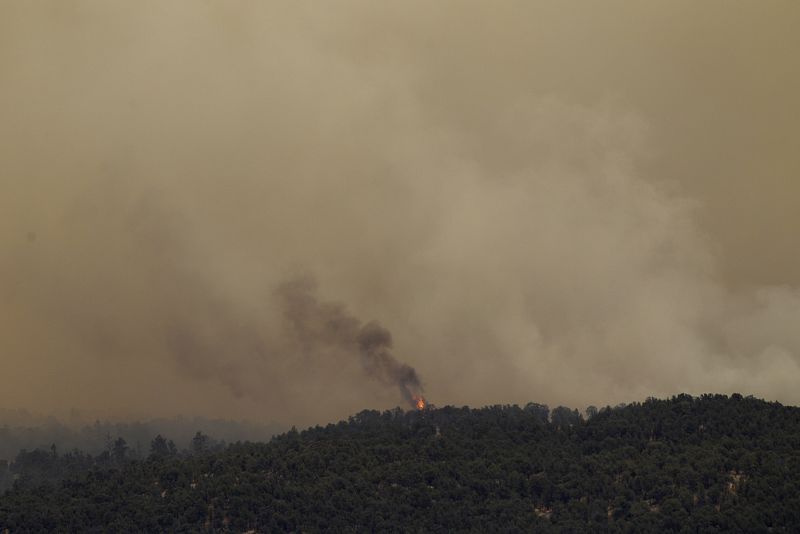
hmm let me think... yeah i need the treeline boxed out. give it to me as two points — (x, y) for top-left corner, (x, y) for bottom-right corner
(0, 415), (285, 465)
(1, 394), (799, 532)
(0, 430), (227, 495)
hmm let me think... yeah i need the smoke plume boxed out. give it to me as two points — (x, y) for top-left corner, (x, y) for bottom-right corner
(277, 277), (423, 408)
(1, 2), (799, 425)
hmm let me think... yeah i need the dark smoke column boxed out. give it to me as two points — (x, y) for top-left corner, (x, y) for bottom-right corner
(277, 276), (425, 409)
(356, 321), (423, 407)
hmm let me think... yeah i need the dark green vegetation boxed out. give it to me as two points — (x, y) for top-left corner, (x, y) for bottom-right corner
(0, 412), (284, 463)
(1, 394), (799, 532)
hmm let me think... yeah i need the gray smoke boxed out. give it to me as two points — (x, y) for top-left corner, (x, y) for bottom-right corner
(277, 277), (424, 408)
(2, 1), (800, 426)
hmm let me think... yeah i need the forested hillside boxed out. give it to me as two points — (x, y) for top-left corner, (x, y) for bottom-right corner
(1, 394), (799, 532)
(0, 414), (285, 464)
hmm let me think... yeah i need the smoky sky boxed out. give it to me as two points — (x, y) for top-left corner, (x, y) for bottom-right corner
(1, 1), (799, 426)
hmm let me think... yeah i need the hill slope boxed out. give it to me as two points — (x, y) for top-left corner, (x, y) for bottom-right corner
(1, 394), (799, 532)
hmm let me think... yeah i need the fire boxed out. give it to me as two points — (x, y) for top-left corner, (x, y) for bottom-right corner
(413, 395), (426, 411)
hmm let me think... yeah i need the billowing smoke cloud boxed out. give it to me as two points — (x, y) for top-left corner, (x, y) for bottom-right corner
(357, 323), (422, 407)
(156, 274), (423, 411)
(278, 277), (423, 408)
(1, 2), (799, 426)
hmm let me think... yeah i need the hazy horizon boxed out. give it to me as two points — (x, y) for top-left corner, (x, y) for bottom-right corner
(2, 1), (799, 427)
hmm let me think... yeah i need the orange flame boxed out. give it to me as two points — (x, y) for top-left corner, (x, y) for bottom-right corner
(413, 395), (426, 411)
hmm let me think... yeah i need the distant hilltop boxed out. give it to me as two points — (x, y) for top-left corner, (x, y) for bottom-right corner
(2, 393), (799, 532)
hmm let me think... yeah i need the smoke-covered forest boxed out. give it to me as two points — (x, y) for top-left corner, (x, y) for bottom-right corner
(0, 413), (284, 476)
(1, 394), (798, 532)
(3, 2), (800, 532)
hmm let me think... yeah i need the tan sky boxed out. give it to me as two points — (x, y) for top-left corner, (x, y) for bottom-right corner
(1, 1), (799, 426)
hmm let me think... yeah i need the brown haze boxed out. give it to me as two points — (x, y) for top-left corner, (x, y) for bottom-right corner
(1, 1), (799, 426)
